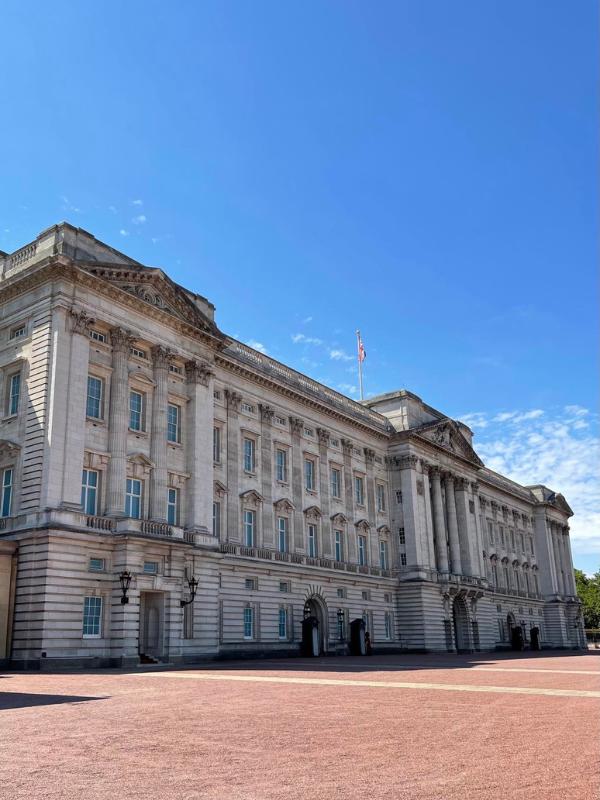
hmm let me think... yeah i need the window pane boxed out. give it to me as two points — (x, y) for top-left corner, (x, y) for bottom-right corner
(129, 392), (143, 431)
(9, 373), (20, 415)
(1, 469), (12, 517)
(86, 377), (102, 419)
(167, 404), (180, 442)
(83, 596), (102, 637)
(212, 501), (221, 537)
(167, 488), (178, 525)
(278, 608), (287, 639)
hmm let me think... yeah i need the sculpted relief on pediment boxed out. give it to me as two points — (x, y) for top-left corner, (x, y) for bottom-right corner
(420, 421), (484, 467)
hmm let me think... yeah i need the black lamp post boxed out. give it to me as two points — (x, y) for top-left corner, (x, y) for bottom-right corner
(180, 575), (199, 608)
(337, 608), (345, 641)
(303, 601), (312, 619)
(119, 570), (132, 605)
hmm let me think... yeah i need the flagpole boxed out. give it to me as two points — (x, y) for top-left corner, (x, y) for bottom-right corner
(356, 329), (364, 401)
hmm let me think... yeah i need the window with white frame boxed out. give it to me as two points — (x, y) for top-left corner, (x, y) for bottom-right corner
(307, 523), (317, 557)
(129, 391), (145, 431)
(7, 372), (20, 416)
(213, 427), (221, 463)
(125, 478), (142, 518)
(304, 427), (314, 438)
(241, 402), (254, 414)
(379, 540), (389, 570)
(86, 376), (104, 419)
(354, 475), (364, 505)
(275, 448), (288, 482)
(167, 404), (181, 443)
(130, 347), (147, 360)
(330, 467), (341, 499)
(384, 611), (393, 640)
(357, 534), (366, 566)
(243, 437), (255, 472)
(9, 324), (26, 340)
(89, 329), (106, 343)
(169, 363), (182, 375)
(243, 605), (254, 639)
(400, 553), (407, 566)
(82, 596), (102, 637)
(243, 509), (255, 546)
(167, 487), (179, 525)
(398, 527), (405, 545)
(1, 468), (13, 517)
(143, 561), (158, 574)
(81, 469), (99, 515)
(278, 606), (288, 639)
(277, 516), (287, 553)
(89, 557), (105, 572)
(275, 414), (286, 426)
(213, 501), (221, 538)
(304, 458), (315, 491)
(334, 530), (344, 562)
(376, 484), (386, 512)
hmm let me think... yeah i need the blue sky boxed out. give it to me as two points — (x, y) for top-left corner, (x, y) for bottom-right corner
(1, 1), (597, 571)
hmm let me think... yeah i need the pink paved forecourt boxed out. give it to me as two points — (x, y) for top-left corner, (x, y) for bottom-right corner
(1, 651), (598, 800)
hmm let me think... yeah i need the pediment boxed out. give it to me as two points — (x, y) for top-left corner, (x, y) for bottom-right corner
(330, 512), (348, 526)
(303, 505), (322, 519)
(214, 480), (228, 497)
(416, 420), (484, 466)
(377, 524), (390, 535)
(355, 518), (370, 532)
(79, 263), (220, 336)
(240, 489), (263, 507)
(274, 498), (295, 513)
(128, 452), (154, 467)
(0, 439), (20, 459)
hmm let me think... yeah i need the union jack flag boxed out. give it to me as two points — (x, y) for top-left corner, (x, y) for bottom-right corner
(357, 333), (366, 363)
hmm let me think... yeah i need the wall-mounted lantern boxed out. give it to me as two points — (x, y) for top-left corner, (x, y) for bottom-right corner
(180, 575), (199, 608)
(119, 570), (132, 605)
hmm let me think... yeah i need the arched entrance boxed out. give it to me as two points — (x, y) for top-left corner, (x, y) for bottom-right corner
(302, 595), (328, 656)
(452, 595), (471, 653)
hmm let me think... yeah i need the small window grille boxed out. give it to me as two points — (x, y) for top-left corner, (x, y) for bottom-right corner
(130, 347), (147, 359)
(241, 402), (254, 413)
(400, 553), (407, 566)
(169, 364), (182, 375)
(9, 324), (26, 340)
(89, 557), (105, 572)
(89, 329), (106, 343)
(143, 561), (158, 574)
(275, 415), (286, 426)
(245, 577), (257, 591)
(279, 581), (290, 593)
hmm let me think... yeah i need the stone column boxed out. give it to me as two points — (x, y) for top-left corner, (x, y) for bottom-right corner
(183, 360), (214, 533)
(420, 461), (436, 569)
(149, 345), (171, 521)
(470, 482), (486, 577)
(454, 477), (480, 577)
(222, 389), (240, 540)
(430, 468), (449, 572)
(317, 428), (332, 557)
(259, 405), (274, 548)
(60, 308), (93, 509)
(558, 527), (572, 596)
(365, 448), (379, 566)
(563, 526), (576, 595)
(443, 472), (462, 575)
(551, 524), (565, 595)
(341, 439), (356, 562)
(289, 417), (304, 551)
(106, 327), (134, 516)
(398, 455), (426, 568)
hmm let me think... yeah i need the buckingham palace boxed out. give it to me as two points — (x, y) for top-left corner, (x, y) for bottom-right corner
(0, 223), (585, 668)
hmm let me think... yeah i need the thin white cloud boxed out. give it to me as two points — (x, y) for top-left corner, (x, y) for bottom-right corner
(60, 195), (82, 214)
(329, 349), (354, 362)
(246, 339), (268, 355)
(463, 406), (600, 561)
(119, 229), (129, 237)
(302, 316), (313, 324)
(108, 205), (118, 214)
(291, 333), (323, 346)
(337, 382), (359, 397)
(131, 199), (143, 206)
(132, 214), (147, 225)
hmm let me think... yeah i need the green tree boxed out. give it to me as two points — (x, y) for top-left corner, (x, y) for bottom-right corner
(574, 568), (600, 629)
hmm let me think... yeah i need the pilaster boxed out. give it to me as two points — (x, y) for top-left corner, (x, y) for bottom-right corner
(259, 405), (274, 547)
(443, 472), (462, 575)
(149, 345), (171, 521)
(317, 428), (332, 557)
(289, 417), (304, 551)
(106, 327), (135, 516)
(430, 467), (449, 572)
(183, 360), (214, 534)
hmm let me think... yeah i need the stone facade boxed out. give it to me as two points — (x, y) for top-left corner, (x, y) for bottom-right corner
(0, 223), (585, 668)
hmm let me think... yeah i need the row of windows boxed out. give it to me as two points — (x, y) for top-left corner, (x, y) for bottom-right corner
(86, 377), (182, 443)
(82, 470), (180, 524)
(486, 520), (534, 555)
(489, 560), (540, 594)
(243, 578), (392, 606)
(242, 606), (394, 641)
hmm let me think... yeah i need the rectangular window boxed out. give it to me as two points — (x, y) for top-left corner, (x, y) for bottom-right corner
(384, 612), (392, 640)
(358, 535), (366, 566)
(488, 520), (494, 544)
(275, 449), (288, 482)
(167, 404), (181, 443)
(10, 324), (26, 340)
(379, 540), (389, 570)
(510, 530), (515, 549)
(337, 609), (345, 640)
(212, 501), (221, 538)
(395, 490), (403, 504)
(279, 581), (290, 593)
(213, 427), (221, 462)
(81, 469), (99, 515)
(334, 530), (344, 562)
(143, 561), (158, 574)
(307, 524), (317, 557)
(304, 427), (314, 437)
(241, 402), (254, 414)
(130, 347), (147, 359)
(361, 590), (370, 601)
(89, 329), (106, 343)
(398, 527), (405, 545)
(400, 552), (407, 566)
(243, 606), (254, 639)
(530, 536), (535, 556)
(275, 415), (286, 426)
(8, 373), (20, 416)
(499, 526), (505, 547)
(519, 533), (524, 552)
(1, 468), (13, 518)
(330, 468), (341, 499)
(243, 438), (255, 473)
(304, 459), (315, 491)
(245, 578), (257, 591)
(169, 363), (182, 375)
(384, 592), (392, 604)
(125, 478), (142, 519)
(278, 607), (288, 639)
(167, 487), (178, 525)
(129, 391), (144, 431)
(354, 476), (364, 505)
(86, 376), (104, 419)
(89, 557), (105, 572)
(337, 587), (346, 599)
(244, 510), (255, 546)
(277, 517), (287, 553)
(82, 596), (102, 637)
(376, 484), (386, 512)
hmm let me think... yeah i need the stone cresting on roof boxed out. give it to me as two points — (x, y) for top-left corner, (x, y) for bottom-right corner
(220, 339), (394, 435)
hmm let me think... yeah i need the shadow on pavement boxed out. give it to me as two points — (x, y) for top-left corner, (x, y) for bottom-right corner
(0, 692), (107, 710)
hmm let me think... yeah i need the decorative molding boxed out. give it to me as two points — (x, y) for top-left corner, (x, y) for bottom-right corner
(185, 359), (214, 387)
(303, 505), (322, 520)
(83, 450), (109, 470)
(364, 447), (375, 465)
(416, 479), (424, 496)
(399, 454), (418, 470)
(377, 524), (390, 535)
(289, 416), (304, 437)
(151, 344), (174, 370)
(454, 476), (468, 491)
(259, 404), (274, 423)
(330, 512), (348, 525)
(168, 471), (190, 489)
(69, 307), (94, 336)
(317, 427), (330, 446)
(273, 497), (295, 513)
(213, 480), (228, 498)
(110, 326), (136, 353)
(127, 452), (154, 479)
(240, 489), (263, 508)
(224, 388), (242, 411)
(341, 438), (354, 455)
(355, 518), (370, 532)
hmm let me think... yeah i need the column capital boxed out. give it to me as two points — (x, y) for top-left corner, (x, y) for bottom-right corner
(429, 465), (442, 480)
(399, 454), (419, 470)
(364, 447), (375, 464)
(69, 307), (95, 336)
(454, 476), (468, 490)
(186, 360), (214, 387)
(259, 404), (274, 423)
(317, 427), (330, 446)
(470, 480), (480, 493)
(442, 471), (455, 485)
(110, 327), (136, 353)
(151, 345), (174, 370)
(289, 416), (304, 436)
(341, 438), (354, 455)
(224, 388), (242, 410)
